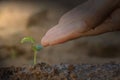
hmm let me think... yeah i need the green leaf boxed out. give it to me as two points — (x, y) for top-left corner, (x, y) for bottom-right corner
(21, 37), (35, 44)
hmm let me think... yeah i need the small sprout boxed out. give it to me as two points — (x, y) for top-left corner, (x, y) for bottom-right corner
(21, 36), (43, 65)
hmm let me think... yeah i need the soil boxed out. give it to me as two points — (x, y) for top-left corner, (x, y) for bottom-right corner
(0, 62), (120, 80)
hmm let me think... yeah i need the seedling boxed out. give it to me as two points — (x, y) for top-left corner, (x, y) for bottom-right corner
(21, 36), (43, 65)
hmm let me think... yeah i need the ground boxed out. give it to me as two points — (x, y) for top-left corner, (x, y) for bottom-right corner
(0, 62), (120, 80)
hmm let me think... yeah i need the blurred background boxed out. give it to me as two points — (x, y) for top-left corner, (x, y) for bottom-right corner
(0, 0), (120, 66)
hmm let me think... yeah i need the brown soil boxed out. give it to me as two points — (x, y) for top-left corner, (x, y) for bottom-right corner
(0, 62), (120, 80)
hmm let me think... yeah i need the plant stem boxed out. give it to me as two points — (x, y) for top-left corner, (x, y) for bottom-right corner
(34, 51), (37, 65)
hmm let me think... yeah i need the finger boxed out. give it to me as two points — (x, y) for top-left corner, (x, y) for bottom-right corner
(41, 21), (87, 46)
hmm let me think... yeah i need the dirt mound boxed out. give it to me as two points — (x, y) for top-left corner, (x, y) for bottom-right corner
(0, 62), (120, 80)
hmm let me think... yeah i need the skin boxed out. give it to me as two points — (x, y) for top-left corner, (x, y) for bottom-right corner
(41, 0), (120, 47)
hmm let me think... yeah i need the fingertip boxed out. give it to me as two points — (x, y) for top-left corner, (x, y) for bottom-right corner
(41, 37), (49, 47)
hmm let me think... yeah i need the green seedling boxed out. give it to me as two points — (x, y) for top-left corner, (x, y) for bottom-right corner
(21, 36), (43, 65)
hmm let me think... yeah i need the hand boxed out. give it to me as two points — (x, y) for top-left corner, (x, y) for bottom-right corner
(41, 0), (120, 46)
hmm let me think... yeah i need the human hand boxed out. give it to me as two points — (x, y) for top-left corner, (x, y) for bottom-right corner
(41, 0), (120, 46)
